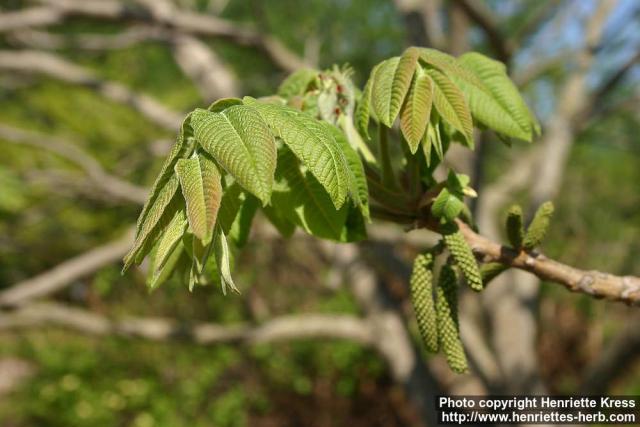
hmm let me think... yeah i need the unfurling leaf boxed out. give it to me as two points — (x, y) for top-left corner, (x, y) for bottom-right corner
(436, 264), (468, 373)
(190, 105), (276, 205)
(410, 253), (438, 352)
(214, 226), (239, 295)
(431, 188), (464, 222)
(523, 201), (554, 249)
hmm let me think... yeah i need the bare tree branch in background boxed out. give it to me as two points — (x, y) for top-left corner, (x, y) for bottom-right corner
(456, 0), (514, 63)
(0, 302), (375, 346)
(0, 50), (183, 129)
(170, 33), (240, 101)
(6, 26), (168, 50)
(0, 124), (148, 204)
(0, 229), (134, 308)
(325, 242), (444, 426)
(0, 0), (307, 73)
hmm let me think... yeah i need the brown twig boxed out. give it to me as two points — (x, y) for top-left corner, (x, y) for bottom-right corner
(455, 220), (640, 306)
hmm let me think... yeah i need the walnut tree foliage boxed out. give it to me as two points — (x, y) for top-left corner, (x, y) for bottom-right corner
(123, 47), (552, 373)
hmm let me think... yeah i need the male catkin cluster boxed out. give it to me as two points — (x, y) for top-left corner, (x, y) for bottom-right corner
(522, 201), (554, 249)
(410, 253), (438, 352)
(436, 265), (468, 373)
(443, 230), (482, 291)
(505, 204), (524, 249)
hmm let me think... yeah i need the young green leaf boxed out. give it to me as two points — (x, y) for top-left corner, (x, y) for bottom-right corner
(325, 123), (370, 221)
(426, 68), (474, 147)
(134, 116), (194, 239)
(190, 105), (276, 205)
(355, 63), (378, 140)
(123, 177), (181, 272)
(457, 52), (539, 141)
(370, 50), (419, 127)
(147, 242), (186, 290)
(431, 188), (464, 222)
(271, 148), (349, 241)
(198, 152), (223, 236)
(263, 204), (296, 237)
(388, 47), (420, 125)
(175, 155), (209, 243)
(152, 209), (188, 273)
(214, 226), (240, 295)
(207, 97), (243, 113)
(371, 57), (399, 127)
(245, 99), (351, 209)
(401, 67), (433, 153)
(227, 195), (260, 247)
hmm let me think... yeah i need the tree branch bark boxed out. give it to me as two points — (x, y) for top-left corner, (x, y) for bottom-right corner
(455, 220), (640, 306)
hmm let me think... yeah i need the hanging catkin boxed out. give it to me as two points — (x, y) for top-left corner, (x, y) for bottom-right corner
(436, 264), (468, 373)
(410, 253), (438, 352)
(443, 229), (482, 291)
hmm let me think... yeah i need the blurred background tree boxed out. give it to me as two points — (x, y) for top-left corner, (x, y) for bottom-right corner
(0, 0), (638, 426)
